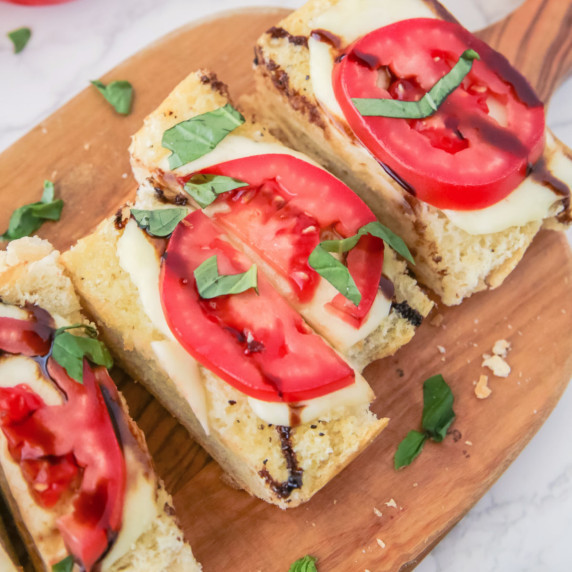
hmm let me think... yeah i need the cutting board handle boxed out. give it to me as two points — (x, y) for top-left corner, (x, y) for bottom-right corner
(477, 0), (572, 102)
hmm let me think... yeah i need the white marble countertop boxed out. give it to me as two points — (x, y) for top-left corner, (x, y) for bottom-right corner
(1, 0), (571, 570)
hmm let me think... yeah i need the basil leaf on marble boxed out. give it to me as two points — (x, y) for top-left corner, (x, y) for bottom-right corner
(308, 244), (362, 306)
(52, 326), (113, 383)
(91, 79), (133, 115)
(194, 255), (258, 299)
(162, 104), (245, 169)
(308, 220), (413, 306)
(394, 430), (427, 470)
(353, 49), (480, 118)
(52, 555), (74, 572)
(422, 374), (456, 442)
(184, 173), (248, 208)
(131, 208), (187, 237)
(289, 555), (318, 572)
(1, 180), (63, 242)
(8, 27), (31, 54)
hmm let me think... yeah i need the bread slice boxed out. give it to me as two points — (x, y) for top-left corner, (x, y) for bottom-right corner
(61, 202), (388, 508)
(0, 237), (201, 571)
(248, 0), (572, 305)
(128, 69), (433, 371)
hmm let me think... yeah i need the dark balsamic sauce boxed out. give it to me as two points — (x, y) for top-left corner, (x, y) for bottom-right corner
(378, 275), (395, 301)
(288, 403), (306, 428)
(528, 156), (571, 223)
(258, 426), (304, 499)
(267, 26), (308, 48)
(310, 29), (343, 50)
(379, 162), (417, 196)
(349, 49), (379, 70)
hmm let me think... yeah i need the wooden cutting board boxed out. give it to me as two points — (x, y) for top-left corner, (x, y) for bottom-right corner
(1, 1), (572, 570)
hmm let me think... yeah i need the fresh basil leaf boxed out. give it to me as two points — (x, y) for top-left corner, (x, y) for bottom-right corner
(289, 555), (318, 572)
(52, 328), (113, 384)
(194, 255), (258, 299)
(184, 174), (249, 208)
(91, 79), (133, 115)
(8, 27), (31, 54)
(308, 244), (361, 306)
(131, 208), (187, 237)
(422, 374), (456, 442)
(1, 180), (63, 242)
(308, 220), (413, 306)
(352, 49), (480, 119)
(162, 104), (245, 170)
(394, 430), (427, 470)
(52, 555), (74, 572)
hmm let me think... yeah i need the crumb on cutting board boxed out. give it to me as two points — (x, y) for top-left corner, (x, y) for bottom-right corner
(475, 374), (492, 399)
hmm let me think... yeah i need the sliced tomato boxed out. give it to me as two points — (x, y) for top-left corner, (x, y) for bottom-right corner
(0, 310), (126, 570)
(332, 18), (545, 210)
(160, 210), (355, 402)
(179, 154), (384, 327)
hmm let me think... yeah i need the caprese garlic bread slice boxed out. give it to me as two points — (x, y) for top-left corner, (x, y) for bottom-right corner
(129, 69), (432, 370)
(62, 191), (388, 508)
(0, 238), (201, 572)
(249, 0), (572, 305)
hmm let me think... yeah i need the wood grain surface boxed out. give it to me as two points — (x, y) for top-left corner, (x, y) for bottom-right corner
(1, 3), (572, 571)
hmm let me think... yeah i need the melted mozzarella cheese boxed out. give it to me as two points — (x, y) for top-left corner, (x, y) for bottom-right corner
(116, 221), (210, 433)
(166, 134), (320, 176)
(247, 370), (373, 426)
(0, 304), (29, 320)
(308, 0), (567, 234)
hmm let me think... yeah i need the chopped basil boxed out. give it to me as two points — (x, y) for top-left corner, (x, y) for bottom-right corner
(51, 325), (113, 383)
(422, 374), (456, 442)
(184, 173), (248, 208)
(52, 555), (74, 572)
(308, 244), (362, 305)
(91, 79), (133, 115)
(8, 27), (31, 54)
(1, 180), (63, 242)
(394, 374), (456, 469)
(289, 555), (318, 572)
(308, 221), (414, 306)
(194, 255), (258, 299)
(394, 430), (427, 470)
(352, 49), (480, 119)
(162, 104), (245, 170)
(131, 208), (187, 237)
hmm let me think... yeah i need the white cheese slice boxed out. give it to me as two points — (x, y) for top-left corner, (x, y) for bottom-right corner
(247, 369), (373, 426)
(151, 340), (209, 435)
(0, 304), (29, 320)
(116, 221), (210, 433)
(307, 0), (568, 234)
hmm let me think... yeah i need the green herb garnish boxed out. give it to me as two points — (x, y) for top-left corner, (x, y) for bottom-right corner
(91, 79), (133, 115)
(289, 555), (318, 572)
(308, 221), (414, 306)
(1, 180), (63, 242)
(51, 325), (113, 383)
(162, 104), (245, 170)
(394, 374), (456, 469)
(184, 173), (248, 208)
(8, 27), (31, 54)
(131, 208), (187, 237)
(52, 555), (74, 572)
(194, 255), (258, 299)
(353, 49), (480, 119)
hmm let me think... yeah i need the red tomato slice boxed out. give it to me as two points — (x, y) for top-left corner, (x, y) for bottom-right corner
(180, 154), (384, 327)
(160, 210), (355, 402)
(0, 313), (126, 570)
(332, 18), (545, 210)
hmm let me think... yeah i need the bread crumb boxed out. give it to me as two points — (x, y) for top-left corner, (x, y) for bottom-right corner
(482, 355), (511, 377)
(122, 173), (128, 179)
(437, 345), (446, 354)
(41, 126), (48, 134)
(492, 339), (511, 358)
(465, 440), (472, 446)
(373, 507), (382, 517)
(385, 498), (397, 508)
(475, 375), (491, 399)
(413, 482), (418, 487)
(430, 313), (444, 327)
(377, 539), (386, 549)
(84, 143), (90, 151)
